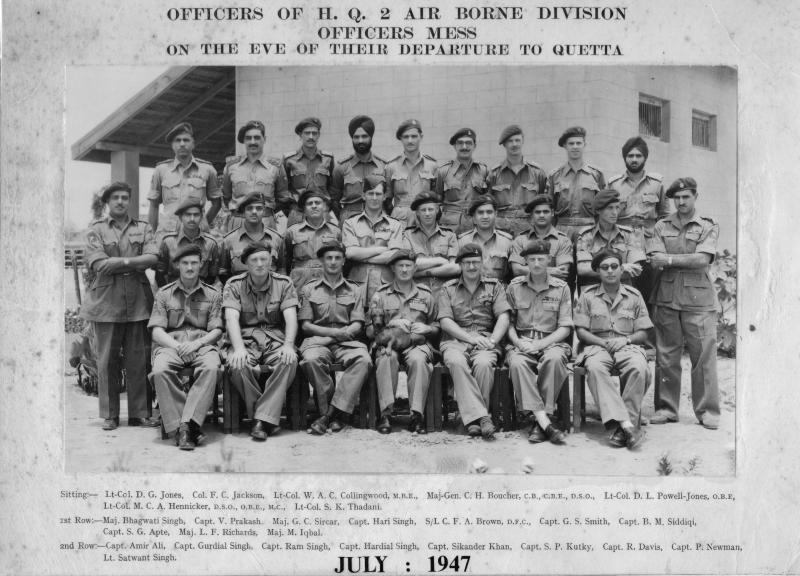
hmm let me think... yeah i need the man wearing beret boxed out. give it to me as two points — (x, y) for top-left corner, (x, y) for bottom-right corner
(505, 240), (572, 445)
(647, 178), (720, 430)
(342, 184), (405, 302)
(608, 136), (671, 303)
(148, 244), (223, 450)
(575, 249), (651, 448)
(368, 251), (439, 434)
(438, 243), (511, 439)
(298, 242), (372, 435)
(284, 190), (342, 291)
(149, 122), (221, 234)
(402, 193), (460, 300)
(81, 182), (160, 431)
(383, 119), (438, 228)
(456, 195), (514, 281)
(223, 242), (299, 441)
(222, 120), (290, 233)
(548, 126), (606, 243)
(575, 189), (645, 289)
(155, 198), (220, 287)
(329, 115), (386, 225)
(435, 128), (489, 234)
(219, 192), (285, 284)
(510, 195), (573, 281)
(283, 117), (335, 228)
(486, 125), (550, 236)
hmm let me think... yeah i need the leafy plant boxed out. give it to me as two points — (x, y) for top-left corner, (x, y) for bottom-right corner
(709, 250), (736, 357)
(656, 453), (673, 476)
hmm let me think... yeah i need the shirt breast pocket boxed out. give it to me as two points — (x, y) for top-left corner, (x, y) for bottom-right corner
(520, 182), (540, 200)
(335, 295), (356, 317)
(313, 167), (331, 187)
(373, 230), (391, 246)
(189, 302), (210, 327)
(490, 183), (511, 202)
(589, 312), (611, 332)
(161, 173), (182, 204)
(293, 233), (314, 259)
(581, 184), (600, 213)
(685, 229), (702, 250)
(167, 308), (184, 327)
(390, 173), (409, 195)
(266, 298), (283, 325)
(309, 294), (330, 319)
(641, 190), (660, 205)
(613, 310), (635, 334)
(127, 231), (145, 255)
(409, 300), (428, 320)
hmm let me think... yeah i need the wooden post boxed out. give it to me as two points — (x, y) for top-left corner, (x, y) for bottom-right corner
(111, 149), (141, 219)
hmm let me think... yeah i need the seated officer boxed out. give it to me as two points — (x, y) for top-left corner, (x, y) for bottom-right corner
(285, 189), (342, 291)
(438, 243), (510, 439)
(223, 242), (299, 441)
(574, 249), (652, 449)
(149, 245), (223, 450)
(219, 192), (285, 283)
(506, 240), (572, 444)
(368, 251), (438, 435)
(298, 241), (372, 435)
(155, 198), (220, 287)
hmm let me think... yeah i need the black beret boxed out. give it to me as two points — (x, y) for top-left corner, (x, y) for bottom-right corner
(237, 120), (265, 144)
(666, 177), (697, 198)
(165, 122), (193, 144)
(449, 128), (477, 146)
(316, 241), (346, 258)
(590, 249), (623, 272)
(558, 126), (586, 147)
(498, 124), (523, 145)
(171, 243), (203, 264)
(592, 189), (621, 212)
(236, 192), (266, 214)
(396, 119), (423, 139)
(174, 197), (204, 216)
(295, 117), (322, 135)
(456, 243), (483, 263)
(348, 115), (375, 137)
(240, 242), (273, 264)
(299, 189), (330, 208)
(621, 136), (649, 159)
(468, 195), (497, 216)
(387, 249), (417, 266)
(524, 194), (554, 214)
(410, 192), (440, 211)
(520, 239), (552, 258)
(101, 181), (132, 203)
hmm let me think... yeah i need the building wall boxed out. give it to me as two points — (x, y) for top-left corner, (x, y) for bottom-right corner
(236, 65), (736, 251)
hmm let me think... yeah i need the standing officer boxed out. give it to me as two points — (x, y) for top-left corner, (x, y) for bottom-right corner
(402, 192), (460, 300)
(576, 189), (644, 289)
(219, 193), (285, 283)
(608, 136), (671, 303)
(505, 240), (572, 445)
(435, 128), (488, 234)
(368, 251), (439, 435)
(155, 198), (220, 287)
(81, 182), (160, 430)
(456, 195), (514, 281)
(149, 122), (221, 234)
(223, 242), (299, 441)
(284, 190), (342, 291)
(438, 244), (511, 439)
(648, 178), (720, 430)
(342, 185), (405, 302)
(548, 126), (606, 243)
(574, 250), (652, 449)
(383, 119), (438, 227)
(510, 195), (572, 280)
(149, 244), (223, 450)
(298, 242), (372, 435)
(284, 117), (335, 227)
(486, 125), (550, 236)
(222, 120), (290, 232)
(329, 115), (386, 225)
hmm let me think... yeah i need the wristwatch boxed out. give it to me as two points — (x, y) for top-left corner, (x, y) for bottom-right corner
(123, 258), (130, 267)
(667, 256), (673, 267)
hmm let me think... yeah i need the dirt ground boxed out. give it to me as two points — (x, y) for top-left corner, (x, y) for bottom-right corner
(63, 334), (736, 476)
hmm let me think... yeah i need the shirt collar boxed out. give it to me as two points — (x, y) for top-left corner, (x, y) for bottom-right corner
(389, 281), (419, 299)
(237, 153), (271, 168)
(245, 273), (273, 294)
(108, 215), (133, 230)
(175, 279), (205, 297)
(528, 226), (558, 240)
(170, 156), (198, 171)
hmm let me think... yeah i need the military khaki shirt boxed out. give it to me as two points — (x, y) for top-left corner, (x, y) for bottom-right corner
(149, 157), (220, 232)
(222, 154), (289, 213)
(487, 159), (550, 215)
(548, 162), (605, 221)
(506, 275), (573, 336)
(438, 277), (510, 338)
(222, 272), (299, 341)
(510, 227), (573, 271)
(220, 225), (285, 279)
(157, 229), (220, 285)
(368, 282), (438, 329)
(574, 283), (653, 337)
(329, 153), (386, 215)
(148, 281), (223, 348)
(575, 224), (645, 265)
(435, 159), (488, 216)
(457, 228), (514, 281)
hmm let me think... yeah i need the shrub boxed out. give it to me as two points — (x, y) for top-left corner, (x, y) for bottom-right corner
(709, 250), (736, 357)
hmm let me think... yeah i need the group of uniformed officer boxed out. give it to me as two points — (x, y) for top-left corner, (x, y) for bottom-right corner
(80, 116), (722, 451)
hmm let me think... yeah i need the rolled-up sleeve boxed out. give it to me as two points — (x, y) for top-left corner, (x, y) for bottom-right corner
(148, 290), (169, 330)
(557, 285), (574, 328)
(573, 292), (591, 329)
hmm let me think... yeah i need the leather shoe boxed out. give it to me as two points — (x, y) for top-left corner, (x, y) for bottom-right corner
(608, 426), (627, 448)
(466, 424), (481, 437)
(177, 425), (195, 451)
(377, 415), (392, 434)
(309, 415), (329, 436)
(623, 426), (644, 449)
(250, 420), (268, 441)
(329, 418), (345, 433)
(190, 422), (206, 445)
(479, 416), (496, 439)
(528, 423), (547, 444)
(102, 417), (119, 431)
(701, 414), (719, 430)
(650, 411), (678, 425)
(128, 416), (160, 427)
(544, 424), (566, 445)
(408, 412), (427, 434)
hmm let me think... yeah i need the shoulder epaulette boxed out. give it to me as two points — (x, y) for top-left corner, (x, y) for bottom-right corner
(338, 154), (355, 165)
(200, 280), (221, 293)
(264, 225), (284, 237)
(621, 284), (643, 297)
(607, 173), (624, 184)
(195, 157), (213, 165)
(160, 280), (178, 291)
(223, 226), (243, 239)
(386, 154), (403, 164)
(439, 159), (455, 169)
(375, 282), (392, 292)
(548, 276), (567, 287)
(284, 150), (299, 160)
(267, 156), (283, 167)
(88, 218), (105, 226)
(524, 159), (543, 171)
(423, 154), (437, 163)
(321, 150), (334, 159)
(489, 162), (503, 173)
(700, 216), (716, 224)
(617, 224), (633, 233)
(584, 162), (602, 174)
(442, 278), (459, 288)
(155, 158), (172, 166)
(548, 166), (563, 178)
(372, 155), (387, 164)
(416, 283), (432, 292)
(496, 230), (513, 240)
(270, 272), (292, 282)
(554, 228), (569, 238)
(583, 283), (600, 293)
(648, 172), (663, 182)
(457, 230), (473, 239)
(225, 154), (242, 167)
(228, 272), (248, 283)
(577, 224), (595, 234)
(509, 275), (526, 285)
(200, 231), (218, 242)
(482, 276), (500, 284)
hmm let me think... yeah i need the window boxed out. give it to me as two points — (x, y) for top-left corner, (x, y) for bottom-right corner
(639, 94), (670, 142)
(692, 109), (717, 150)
